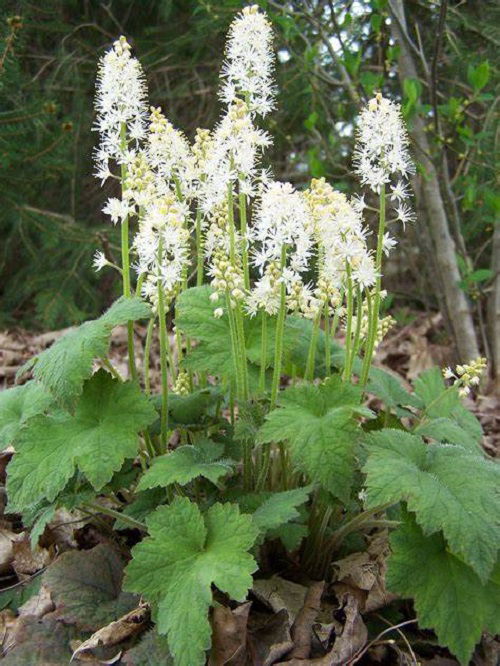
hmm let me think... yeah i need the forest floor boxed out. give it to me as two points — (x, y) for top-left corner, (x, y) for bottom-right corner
(0, 315), (498, 664)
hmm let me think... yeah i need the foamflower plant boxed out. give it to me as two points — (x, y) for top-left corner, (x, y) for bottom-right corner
(0, 7), (497, 666)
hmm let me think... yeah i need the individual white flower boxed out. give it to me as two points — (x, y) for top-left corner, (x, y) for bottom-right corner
(219, 5), (276, 117)
(352, 253), (377, 289)
(353, 93), (414, 193)
(390, 179), (411, 202)
(382, 233), (397, 256)
(214, 307), (224, 319)
(395, 202), (416, 228)
(93, 36), (148, 183)
(92, 250), (108, 272)
(443, 366), (455, 380)
(102, 197), (131, 224)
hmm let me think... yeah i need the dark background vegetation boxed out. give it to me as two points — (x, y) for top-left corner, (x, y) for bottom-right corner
(0, 0), (498, 380)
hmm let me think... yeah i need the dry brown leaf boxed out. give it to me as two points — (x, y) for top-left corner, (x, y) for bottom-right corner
(209, 602), (251, 666)
(0, 528), (16, 574)
(276, 592), (367, 666)
(71, 603), (150, 661)
(11, 532), (52, 578)
(17, 583), (54, 619)
(0, 609), (18, 654)
(252, 577), (308, 623)
(289, 581), (325, 659)
(249, 608), (293, 666)
(333, 532), (396, 613)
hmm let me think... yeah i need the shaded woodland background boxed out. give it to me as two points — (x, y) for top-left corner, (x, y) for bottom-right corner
(0, 0), (498, 386)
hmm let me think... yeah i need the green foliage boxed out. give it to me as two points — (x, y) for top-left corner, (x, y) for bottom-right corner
(0, 381), (53, 449)
(258, 377), (371, 501)
(21, 297), (150, 406)
(387, 516), (500, 665)
(363, 429), (500, 581)
(7, 369), (156, 511)
(177, 287), (345, 389)
(137, 440), (234, 490)
(467, 61), (490, 92)
(124, 498), (258, 666)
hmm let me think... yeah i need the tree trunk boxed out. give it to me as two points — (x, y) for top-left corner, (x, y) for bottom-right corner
(489, 220), (500, 392)
(389, 0), (480, 362)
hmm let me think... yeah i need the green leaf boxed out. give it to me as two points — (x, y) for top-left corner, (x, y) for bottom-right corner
(137, 440), (234, 490)
(124, 498), (258, 666)
(7, 370), (157, 511)
(243, 486), (313, 533)
(267, 523), (309, 551)
(177, 288), (345, 389)
(176, 286), (234, 379)
(21, 297), (151, 406)
(414, 417), (481, 452)
(257, 377), (367, 501)
(44, 544), (138, 631)
(364, 429), (500, 581)
(413, 367), (459, 417)
(114, 488), (166, 531)
(167, 387), (221, 425)
(304, 111), (319, 130)
(367, 367), (421, 411)
(0, 381), (53, 449)
(467, 61), (490, 92)
(468, 268), (493, 283)
(387, 516), (500, 665)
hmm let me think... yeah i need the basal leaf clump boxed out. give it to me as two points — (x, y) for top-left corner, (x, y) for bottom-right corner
(0, 5), (497, 665)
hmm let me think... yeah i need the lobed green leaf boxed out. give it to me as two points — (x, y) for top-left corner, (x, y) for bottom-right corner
(124, 497), (258, 666)
(387, 516), (500, 665)
(20, 296), (151, 406)
(364, 429), (500, 581)
(7, 369), (157, 511)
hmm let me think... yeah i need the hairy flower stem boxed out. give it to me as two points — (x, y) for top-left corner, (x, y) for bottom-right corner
(342, 265), (354, 382)
(238, 186), (250, 290)
(345, 286), (363, 380)
(84, 501), (147, 532)
(270, 245), (287, 409)
(119, 124), (138, 382)
(361, 185), (386, 386)
(227, 183), (249, 401)
(327, 501), (393, 552)
(143, 318), (155, 395)
(259, 312), (268, 394)
(195, 209), (204, 287)
(157, 268), (169, 453)
(305, 311), (321, 381)
(324, 303), (331, 378)
(226, 295), (243, 399)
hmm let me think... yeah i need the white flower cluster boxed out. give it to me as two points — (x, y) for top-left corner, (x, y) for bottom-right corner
(134, 193), (190, 308)
(247, 182), (315, 317)
(147, 107), (196, 199)
(307, 179), (376, 291)
(199, 99), (272, 213)
(354, 93), (414, 192)
(443, 357), (487, 397)
(93, 36), (148, 183)
(219, 5), (275, 117)
(91, 9), (412, 362)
